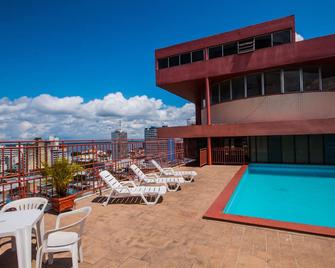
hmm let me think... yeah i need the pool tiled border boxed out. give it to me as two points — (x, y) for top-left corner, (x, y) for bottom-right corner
(203, 165), (335, 237)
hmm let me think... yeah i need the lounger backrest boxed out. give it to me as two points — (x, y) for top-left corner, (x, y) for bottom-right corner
(99, 170), (123, 192)
(130, 164), (147, 181)
(151, 160), (164, 173)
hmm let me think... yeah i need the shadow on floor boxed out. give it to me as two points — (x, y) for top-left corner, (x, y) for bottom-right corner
(91, 195), (164, 205)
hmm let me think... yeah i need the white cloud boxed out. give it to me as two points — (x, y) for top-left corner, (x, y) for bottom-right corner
(0, 92), (195, 140)
(295, 32), (304, 42)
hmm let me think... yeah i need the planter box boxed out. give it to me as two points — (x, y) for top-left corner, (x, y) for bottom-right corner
(51, 194), (76, 213)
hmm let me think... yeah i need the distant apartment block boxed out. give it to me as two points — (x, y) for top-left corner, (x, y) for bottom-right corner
(111, 130), (128, 160)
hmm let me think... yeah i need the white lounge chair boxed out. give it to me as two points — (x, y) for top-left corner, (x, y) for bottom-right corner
(99, 170), (166, 206)
(151, 160), (197, 183)
(35, 206), (92, 268)
(130, 164), (185, 192)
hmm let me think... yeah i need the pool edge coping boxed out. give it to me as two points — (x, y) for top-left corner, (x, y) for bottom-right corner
(203, 164), (335, 237)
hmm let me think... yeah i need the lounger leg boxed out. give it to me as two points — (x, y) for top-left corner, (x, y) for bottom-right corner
(36, 247), (43, 268)
(167, 183), (180, 192)
(141, 193), (161, 205)
(103, 190), (113, 206)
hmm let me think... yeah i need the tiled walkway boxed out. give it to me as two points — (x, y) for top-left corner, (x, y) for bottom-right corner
(1, 165), (335, 267)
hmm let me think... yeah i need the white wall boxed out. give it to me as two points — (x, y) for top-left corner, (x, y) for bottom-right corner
(201, 92), (335, 124)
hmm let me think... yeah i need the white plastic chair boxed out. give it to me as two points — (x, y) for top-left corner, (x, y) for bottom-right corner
(99, 170), (167, 206)
(0, 197), (48, 249)
(151, 160), (197, 182)
(130, 164), (185, 192)
(35, 206), (92, 268)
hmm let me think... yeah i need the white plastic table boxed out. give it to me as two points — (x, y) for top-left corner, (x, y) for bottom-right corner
(0, 210), (44, 268)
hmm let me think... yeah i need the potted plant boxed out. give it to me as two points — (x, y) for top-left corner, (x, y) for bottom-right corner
(43, 158), (83, 213)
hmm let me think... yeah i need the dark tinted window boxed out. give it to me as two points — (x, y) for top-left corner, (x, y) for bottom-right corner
(303, 66), (319, 91)
(295, 135), (308, 164)
(264, 70), (281, 95)
(309, 135), (324, 164)
(158, 58), (168, 69)
(284, 68), (300, 92)
(256, 136), (268, 162)
(322, 64), (335, 91)
(232, 77), (245, 100)
(220, 80), (231, 102)
(223, 42), (238, 56)
(211, 84), (220, 105)
(180, 53), (191, 65)
(273, 30), (291, 46)
(325, 135), (335, 164)
(255, 34), (272, 49)
(168, 55), (179, 67)
(282, 135), (295, 163)
(268, 136), (282, 163)
(192, 50), (204, 62)
(247, 74), (262, 97)
(208, 45), (223, 59)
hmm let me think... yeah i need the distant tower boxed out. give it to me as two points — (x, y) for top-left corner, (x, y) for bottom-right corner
(111, 123), (128, 160)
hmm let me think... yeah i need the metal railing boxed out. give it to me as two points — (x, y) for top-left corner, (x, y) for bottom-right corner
(212, 147), (246, 165)
(0, 138), (185, 206)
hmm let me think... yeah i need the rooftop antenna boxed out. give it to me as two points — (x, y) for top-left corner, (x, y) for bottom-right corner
(118, 119), (122, 132)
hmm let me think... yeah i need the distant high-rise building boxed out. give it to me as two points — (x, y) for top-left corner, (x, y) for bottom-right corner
(144, 126), (158, 140)
(144, 126), (175, 162)
(111, 130), (128, 160)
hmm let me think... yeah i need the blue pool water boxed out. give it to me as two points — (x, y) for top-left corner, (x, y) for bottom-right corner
(224, 164), (335, 228)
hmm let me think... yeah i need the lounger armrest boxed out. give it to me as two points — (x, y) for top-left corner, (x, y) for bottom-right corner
(120, 181), (137, 188)
(114, 186), (131, 193)
(163, 167), (174, 172)
(146, 173), (158, 179)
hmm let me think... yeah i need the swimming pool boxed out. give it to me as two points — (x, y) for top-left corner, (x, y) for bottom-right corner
(204, 164), (335, 236)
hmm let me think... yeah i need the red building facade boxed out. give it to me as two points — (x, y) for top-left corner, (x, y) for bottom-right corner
(155, 16), (335, 165)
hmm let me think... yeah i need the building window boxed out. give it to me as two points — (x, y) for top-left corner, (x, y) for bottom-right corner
(211, 84), (220, 105)
(282, 135), (295, 163)
(264, 70), (281, 95)
(232, 77), (245, 100)
(322, 64), (335, 91)
(273, 30), (291, 46)
(295, 135), (309, 164)
(168, 55), (180, 67)
(180, 53), (191, 65)
(223, 42), (238, 56)
(256, 136), (268, 162)
(220, 80), (231, 102)
(247, 74), (262, 97)
(158, 58), (168, 69)
(255, 34), (272, 49)
(303, 66), (320, 91)
(284, 68), (300, 92)
(309, 135), (324, 164)
(192, 50), (204, 62)
(208, 45), (223, 59)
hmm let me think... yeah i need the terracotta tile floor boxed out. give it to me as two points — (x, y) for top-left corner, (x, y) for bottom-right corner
(1, 165), (335, 267)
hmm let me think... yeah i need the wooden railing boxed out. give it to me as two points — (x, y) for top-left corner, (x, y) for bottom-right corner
(199, 148), (208, 167)
(212, 147), (246, 165)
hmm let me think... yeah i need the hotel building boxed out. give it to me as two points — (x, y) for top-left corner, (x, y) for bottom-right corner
(156, 16), (335, 165)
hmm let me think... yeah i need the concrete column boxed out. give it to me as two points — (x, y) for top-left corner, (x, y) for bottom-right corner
(205, 77), (212, 165)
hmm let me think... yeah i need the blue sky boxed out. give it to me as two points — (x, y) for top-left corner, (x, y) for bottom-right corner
(0, 0), (335, 139)
(1, 0), (334, 107)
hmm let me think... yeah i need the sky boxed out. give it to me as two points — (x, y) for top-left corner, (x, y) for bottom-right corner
(0, 0), (334, 139)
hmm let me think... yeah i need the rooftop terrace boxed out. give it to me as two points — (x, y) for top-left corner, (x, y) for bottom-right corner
(1, 165), (334, 268)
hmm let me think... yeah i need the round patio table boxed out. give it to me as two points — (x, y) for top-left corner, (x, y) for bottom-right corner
(0, 210), (44, 268)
